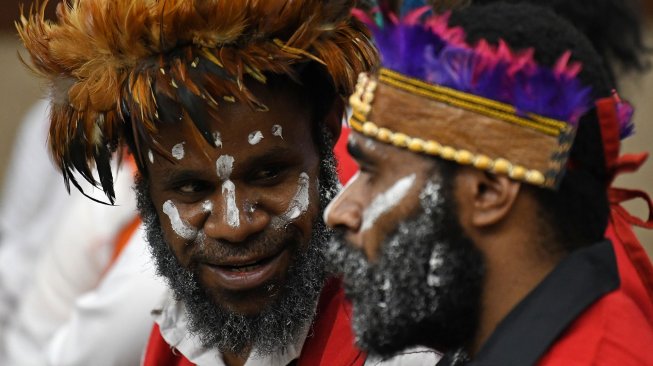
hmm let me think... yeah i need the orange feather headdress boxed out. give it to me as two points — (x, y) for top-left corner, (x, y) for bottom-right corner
(17, 0), (377, 203)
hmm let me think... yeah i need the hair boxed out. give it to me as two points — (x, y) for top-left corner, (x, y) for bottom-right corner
(472, 0), (650, 85)
(448, 3), (613, 251)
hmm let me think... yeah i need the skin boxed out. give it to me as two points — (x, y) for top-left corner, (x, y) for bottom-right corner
(146, 84), (327, 366)
(326, 131), (564, 357)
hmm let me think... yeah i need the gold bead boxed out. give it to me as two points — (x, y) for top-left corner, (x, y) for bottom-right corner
(525, 170), (546, 186)
(492, 158), (511, 175)
(473, 155), (493, 170)
(408, 138), (425, 152)
(440, 146), (457, 160)
(362, 122), (379, 137)
(360, 104), (371, 115)
(377, 128), (393, 142)
(424, 141), (442, 155)
(454, 150), (474, 165)
(362, 91), (375, 104)
(391, 133), (409, 147)
(510, 165), (527, 180)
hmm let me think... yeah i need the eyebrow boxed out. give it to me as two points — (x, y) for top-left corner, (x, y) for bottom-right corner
(159, 168), (211, 187)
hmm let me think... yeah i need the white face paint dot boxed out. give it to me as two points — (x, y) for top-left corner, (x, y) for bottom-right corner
(148, 149), (154, 164)
(216, 155), (235, 181)
(172, 142), (185, 160)
(272, 125), (283, 139)
(213, 131), (222, 148)
(248, 131), (264, 145)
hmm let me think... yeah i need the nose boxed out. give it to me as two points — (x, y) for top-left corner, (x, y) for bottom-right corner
(324, 185), (363, 233)
(202, 185), (270, 243)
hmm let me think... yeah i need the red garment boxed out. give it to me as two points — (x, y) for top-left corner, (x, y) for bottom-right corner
(334, 125), (358, 183)
(539, 153), (653, 366)
(142, 279), (366, 366)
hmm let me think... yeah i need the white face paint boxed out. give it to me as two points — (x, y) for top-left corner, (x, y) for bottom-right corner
(162, 200), (197, 240)
(172, 142), (185, 160)
(216, 155), (234, 181)
(272, 172), (310, 228)
(213, 131), (222, 148)
(148, 149), (154, 164)
(272, 124), (283, 138)
(202, 200), (213, 214)
(323, 171), (359, 224)
(360, 174), (416, 232)
(222, 180), (240, 228)
(216, 155), (240, 228)
(248, 131), (264, 145)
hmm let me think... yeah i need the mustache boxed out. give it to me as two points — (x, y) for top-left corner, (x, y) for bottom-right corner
(189, 226), (302, 264)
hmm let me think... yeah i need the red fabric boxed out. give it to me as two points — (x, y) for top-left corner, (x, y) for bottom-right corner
(142, 323), (194, 366)
(297, 278), (366, 366)
(142, 279), (365, 366)
(538, 151), (653, 365)
(334, 125), (359, 184)
(595, 96), (622, 175)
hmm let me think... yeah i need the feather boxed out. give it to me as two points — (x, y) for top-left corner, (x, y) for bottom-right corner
(17, 0), (378, 202)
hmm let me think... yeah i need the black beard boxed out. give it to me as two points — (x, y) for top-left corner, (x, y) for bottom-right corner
(326, 178), (485, 358)
(136, 129), (341, 357)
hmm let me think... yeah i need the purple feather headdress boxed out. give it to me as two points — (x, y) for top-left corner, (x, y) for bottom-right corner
(353, 6), (633, 137)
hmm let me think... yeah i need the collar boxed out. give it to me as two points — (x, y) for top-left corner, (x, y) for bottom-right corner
(467, 240), (619, 366)
(151, 289), (311, 366)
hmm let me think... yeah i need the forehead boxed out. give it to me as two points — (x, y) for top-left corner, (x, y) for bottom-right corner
(152, 82), (315, 157)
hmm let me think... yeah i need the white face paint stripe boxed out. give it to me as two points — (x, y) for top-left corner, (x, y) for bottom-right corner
(272, 172), (310, 228)
(162, 200), (197, 240)
(323, 171), (360, 224)
(222, 180), (240, 228)
(272, 125), (283, 138)
(172, 142), (185, 160)
(148, 149), (154, 164)
(360, 174), (416, 232)
(216, 155), (234, 181)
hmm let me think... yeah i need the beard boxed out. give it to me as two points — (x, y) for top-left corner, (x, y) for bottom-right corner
(136, 129), (341, 357)
(326, 176), (485, 359)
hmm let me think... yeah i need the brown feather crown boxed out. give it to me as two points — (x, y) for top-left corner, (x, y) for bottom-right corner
(17, 0), (378, 204)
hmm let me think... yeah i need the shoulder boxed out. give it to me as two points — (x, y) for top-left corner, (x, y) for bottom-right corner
(539, 289), (653, 365)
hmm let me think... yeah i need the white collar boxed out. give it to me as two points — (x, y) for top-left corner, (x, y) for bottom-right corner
(151, 289), (310, 366)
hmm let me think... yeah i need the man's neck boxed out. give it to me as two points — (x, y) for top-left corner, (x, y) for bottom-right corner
(468, 233), (564, 356)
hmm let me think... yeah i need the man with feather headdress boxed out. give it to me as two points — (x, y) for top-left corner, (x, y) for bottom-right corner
(326, 2), (653, 365)
(16, 0), (443, 365)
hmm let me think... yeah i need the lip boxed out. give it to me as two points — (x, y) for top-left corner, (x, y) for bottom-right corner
(201, 248), (290, 291)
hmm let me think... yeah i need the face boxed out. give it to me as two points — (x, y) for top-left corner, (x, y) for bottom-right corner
(325, 132), (485, 357)
(139, 82), (340, 354)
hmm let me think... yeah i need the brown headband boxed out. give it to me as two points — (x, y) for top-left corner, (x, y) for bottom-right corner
(349, 69), (577, 188)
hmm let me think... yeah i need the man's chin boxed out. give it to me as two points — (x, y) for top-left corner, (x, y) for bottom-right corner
(204, 281), (282, 316)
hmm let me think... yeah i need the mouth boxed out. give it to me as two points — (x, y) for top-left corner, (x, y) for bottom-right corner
(201, 247), (290, 291)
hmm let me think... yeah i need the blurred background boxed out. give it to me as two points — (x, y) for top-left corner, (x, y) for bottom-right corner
(0, 0), (651, 257)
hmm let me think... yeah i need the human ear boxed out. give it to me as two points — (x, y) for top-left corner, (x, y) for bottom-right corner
(456, 167), (521, 228)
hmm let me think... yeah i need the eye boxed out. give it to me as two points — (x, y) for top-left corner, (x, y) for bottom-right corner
(249, 165), (287, 184)
(175, 180), (211, 195)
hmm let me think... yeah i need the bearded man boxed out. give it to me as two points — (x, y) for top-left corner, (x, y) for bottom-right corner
(326, 2), (653, 365)
(17, 1), (440, 365)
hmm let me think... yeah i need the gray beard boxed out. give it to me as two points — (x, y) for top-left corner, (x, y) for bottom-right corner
(136, 130), (341, 357)
(326, 178), (485, 358)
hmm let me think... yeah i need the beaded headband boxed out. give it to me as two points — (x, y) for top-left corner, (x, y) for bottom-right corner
(349, 6), (634, 189)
